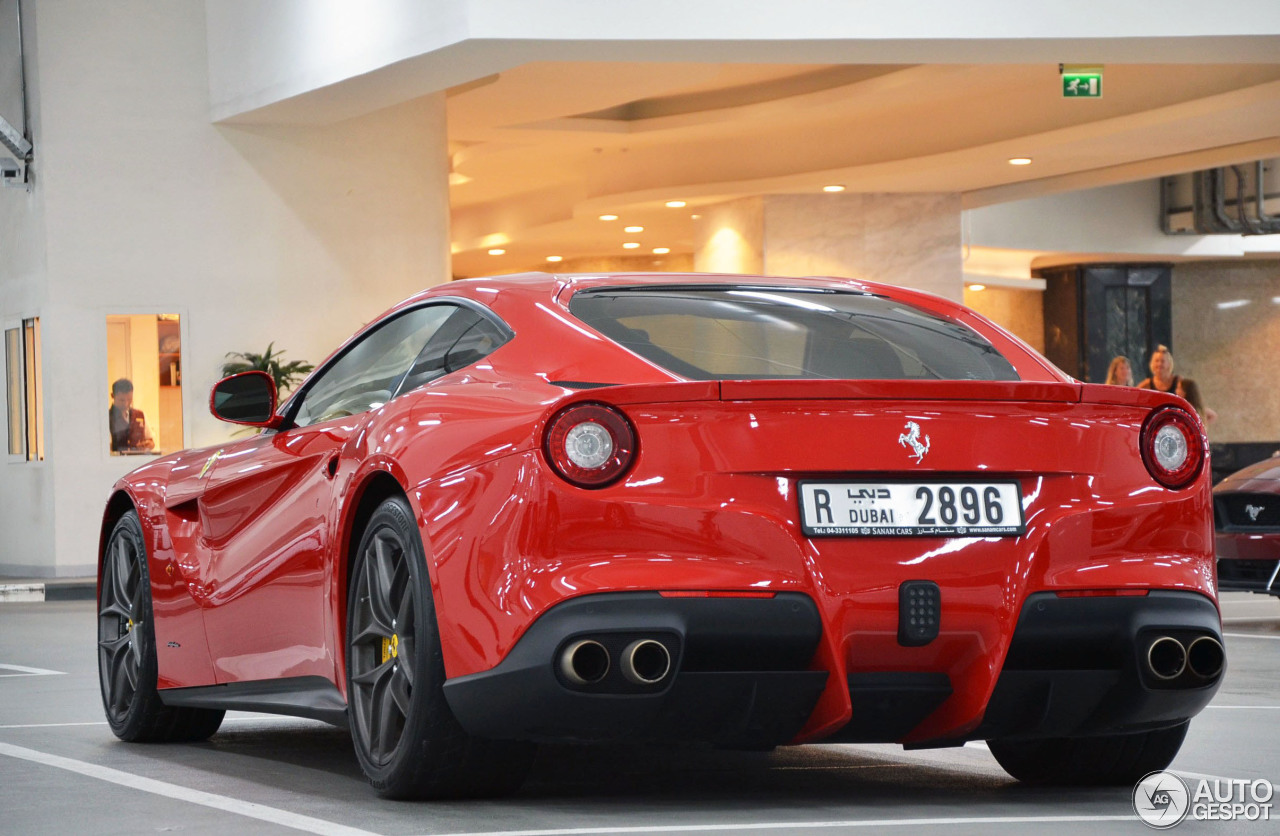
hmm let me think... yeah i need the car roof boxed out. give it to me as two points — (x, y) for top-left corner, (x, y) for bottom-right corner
(393, 271), (949, 317)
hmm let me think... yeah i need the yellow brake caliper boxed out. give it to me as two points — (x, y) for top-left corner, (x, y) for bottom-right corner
(380, 633), (399, 664)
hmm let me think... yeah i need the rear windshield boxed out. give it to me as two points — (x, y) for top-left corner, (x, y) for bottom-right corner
(569, 286), (1018, 381)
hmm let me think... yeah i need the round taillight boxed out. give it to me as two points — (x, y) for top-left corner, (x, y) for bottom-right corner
(544, 403), (637, 488)
(1140, 407), (1205, 489)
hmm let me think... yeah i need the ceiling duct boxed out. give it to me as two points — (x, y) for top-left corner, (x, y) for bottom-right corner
(1162, 160), (1280, 236)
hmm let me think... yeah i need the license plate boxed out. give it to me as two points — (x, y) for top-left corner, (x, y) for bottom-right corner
(798, 480), (1025, 537)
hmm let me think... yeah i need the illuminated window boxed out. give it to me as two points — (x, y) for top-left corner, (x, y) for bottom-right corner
(106, 314), (183, 455)
(5, 317), (43, 461)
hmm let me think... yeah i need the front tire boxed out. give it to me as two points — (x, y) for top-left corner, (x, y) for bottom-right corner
(988, 721), (1190, 785)
(98, 510), (224, 742)
(346, 496), (535, 799)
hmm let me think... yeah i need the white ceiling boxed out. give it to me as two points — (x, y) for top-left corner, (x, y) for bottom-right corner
(447, 61), (1280, 278)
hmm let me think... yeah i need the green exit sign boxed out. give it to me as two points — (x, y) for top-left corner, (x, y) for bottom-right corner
(1062, 65), (1103, 98)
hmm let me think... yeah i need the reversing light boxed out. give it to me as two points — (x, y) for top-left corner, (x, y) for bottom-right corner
(1140, 407), (1205, 489)
(544, 403), (637, 488)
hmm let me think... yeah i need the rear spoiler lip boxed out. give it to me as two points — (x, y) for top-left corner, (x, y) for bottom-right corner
(1077, 382), (1192, 411)
(557, 380), (1198, 409)
(717, 379), (1081, 403)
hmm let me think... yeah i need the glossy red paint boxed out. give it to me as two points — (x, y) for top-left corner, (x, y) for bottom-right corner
(414, 385), (1213, 742)
(101, 272), (1218, 745)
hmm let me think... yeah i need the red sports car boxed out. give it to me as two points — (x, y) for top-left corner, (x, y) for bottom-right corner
(1214, 456), (1280, 597)
(98, 273), (1223, 798)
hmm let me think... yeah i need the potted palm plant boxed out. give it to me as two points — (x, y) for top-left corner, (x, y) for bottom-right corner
(220, 343), (314, 397)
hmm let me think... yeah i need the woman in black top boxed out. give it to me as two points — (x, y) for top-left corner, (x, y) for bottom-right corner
(1137, 345), (1216, 424)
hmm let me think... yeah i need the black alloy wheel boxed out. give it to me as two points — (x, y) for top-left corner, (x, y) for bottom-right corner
(346, 496), (535, 799)
(348, 516), (419, 766)
(98, 510), (224, 742)
(98, 512), (147, 727)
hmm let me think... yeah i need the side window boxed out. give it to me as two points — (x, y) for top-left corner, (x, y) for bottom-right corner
(106, 314), (181, 456)
(292, 306), (454, 428)
(6, 317), (43, 461)
(397, 308), (509, 395)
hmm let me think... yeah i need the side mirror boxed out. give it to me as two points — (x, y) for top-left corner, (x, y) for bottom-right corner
(210, 371), (282, 428)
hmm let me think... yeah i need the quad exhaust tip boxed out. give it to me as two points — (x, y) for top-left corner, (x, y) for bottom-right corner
(560, 639), (610, 686)
(1146, 636), (1187, 680)
(1186, 636), (1225, 680)
(621, 639), (672, 685)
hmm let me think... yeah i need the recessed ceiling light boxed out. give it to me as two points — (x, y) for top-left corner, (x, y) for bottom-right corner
(546, 255), (563, 263)
(622, 242), (640, 249)
(665, 200), (686, 208)
(487, 248), (506, 256)
(1008, 157), (1033, 166)
(624, 225), (644, 233)
(599, 214), (618, 221)
(823, 185), (845, 193)
(691, 214), (701, 220)
(967, 284), (987, 292)
(652, 247), (670, 254)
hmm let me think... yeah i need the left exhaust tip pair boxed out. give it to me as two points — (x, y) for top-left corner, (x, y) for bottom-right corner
(559, 638), (672, 687)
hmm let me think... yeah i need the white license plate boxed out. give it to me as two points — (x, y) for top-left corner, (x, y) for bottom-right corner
(798, 481), (1025, 537)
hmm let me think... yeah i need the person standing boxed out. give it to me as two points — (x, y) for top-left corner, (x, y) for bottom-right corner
(1136, 345), (1217, 424)
(108, 378), (155, 453)
(1105, 356), (1134, 386)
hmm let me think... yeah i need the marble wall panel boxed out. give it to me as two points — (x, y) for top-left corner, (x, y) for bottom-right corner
(963, 286), (1046, 354)
(857, 193), (963, 301)
(693, 197), (764, 274)
(1172, 260), (1280, 443)
(481, 253), (694, 277)
(759, 193), (868, 280)
(695, 193), (962, 300)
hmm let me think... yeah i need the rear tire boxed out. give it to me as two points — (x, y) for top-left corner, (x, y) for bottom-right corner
(988, 721), (1189, 785)
(346, 496), (535, 799)
(98, 510), (225, 742)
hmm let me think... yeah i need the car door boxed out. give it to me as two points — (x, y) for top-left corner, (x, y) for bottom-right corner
(199, 304), (458, 686)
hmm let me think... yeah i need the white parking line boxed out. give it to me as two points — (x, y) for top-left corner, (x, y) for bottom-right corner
(0, 663), (66, 677)
(1224, 632), (1280, 640)
(421, 815), (1136, 836)
(0, 584), (45, 603)
(0, 715), (322, 729)
(0, 741), (378, 836)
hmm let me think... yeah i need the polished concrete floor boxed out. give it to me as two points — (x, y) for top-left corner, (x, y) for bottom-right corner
(1, 595), (1277, 836)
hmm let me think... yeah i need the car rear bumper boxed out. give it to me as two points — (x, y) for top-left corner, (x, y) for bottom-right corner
(442, 592), (828, 749)
(966, 590), (1223, 742)
(443, 589), (1224, 748)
